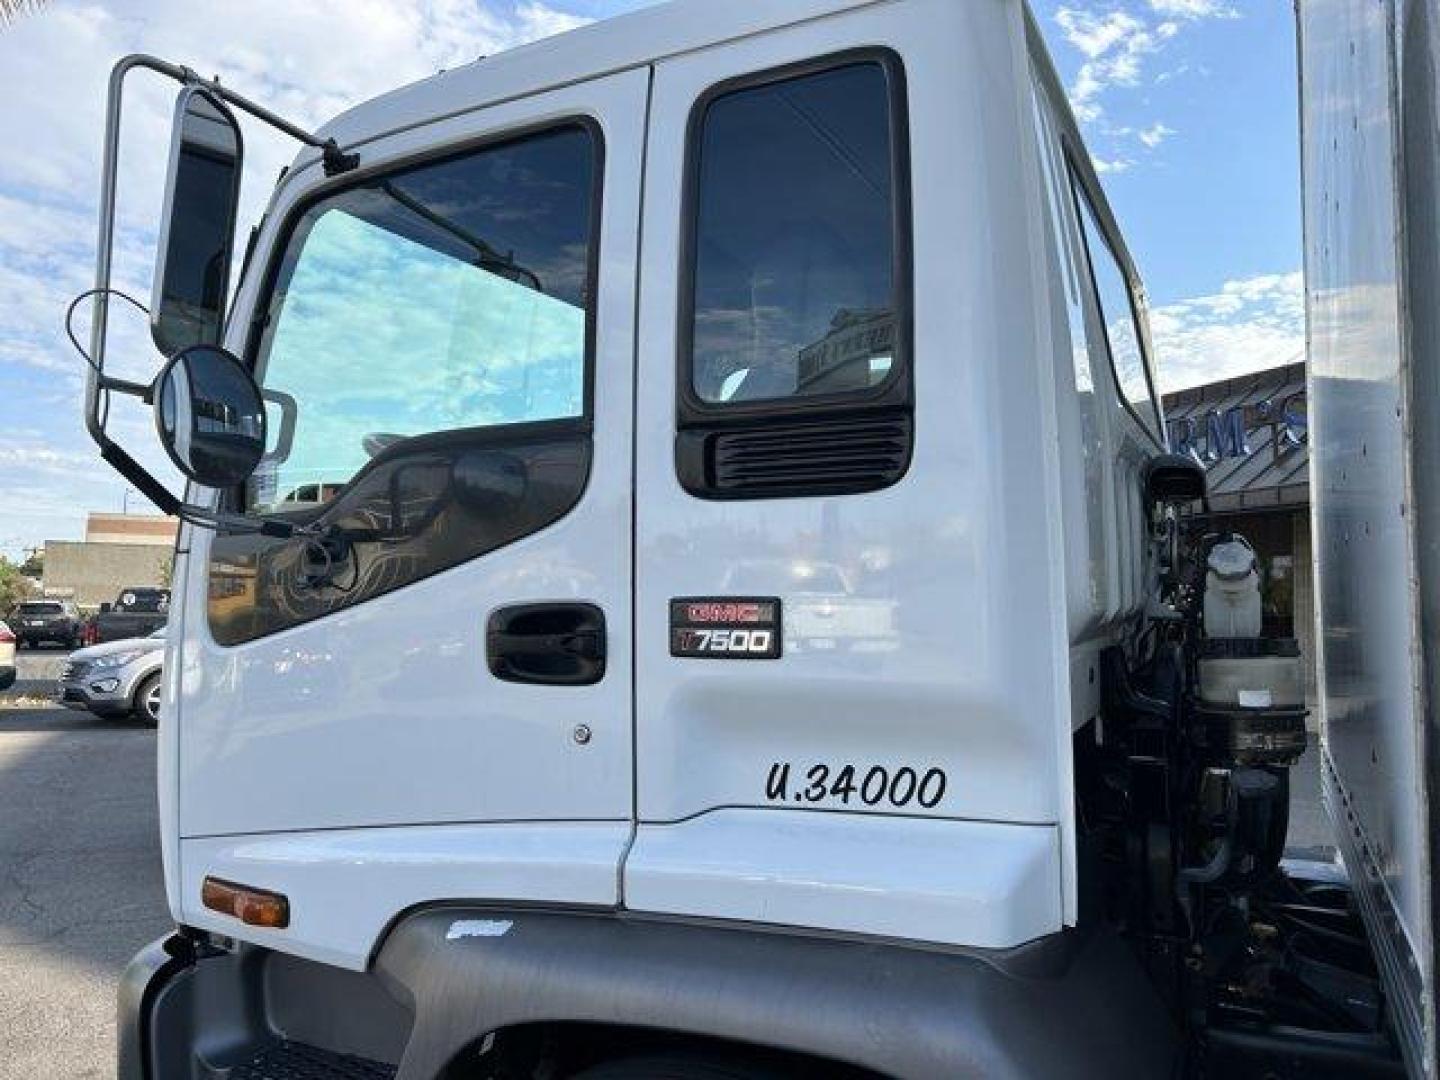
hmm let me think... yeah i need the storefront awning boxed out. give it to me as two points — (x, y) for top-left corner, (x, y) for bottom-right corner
(1161, 361), (1308, 514)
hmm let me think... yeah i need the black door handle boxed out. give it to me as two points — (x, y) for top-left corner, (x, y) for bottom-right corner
(487, 603), (606, 686)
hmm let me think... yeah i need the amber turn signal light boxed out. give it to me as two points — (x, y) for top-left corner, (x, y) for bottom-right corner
(201, 876), (290, 928)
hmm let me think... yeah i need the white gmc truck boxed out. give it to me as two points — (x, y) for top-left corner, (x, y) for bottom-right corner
(68, 0), (1436, 1076)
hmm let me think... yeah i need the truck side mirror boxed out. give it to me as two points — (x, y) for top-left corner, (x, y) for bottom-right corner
(154, 344), (267, 488)
(151, 86), (244, 356)
(1143, 453), (1207, 507)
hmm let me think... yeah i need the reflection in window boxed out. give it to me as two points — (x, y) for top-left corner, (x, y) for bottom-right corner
(247, 126), (595, 512)
(1072, 181), (1161, 438)
(689, 62), (899, 404)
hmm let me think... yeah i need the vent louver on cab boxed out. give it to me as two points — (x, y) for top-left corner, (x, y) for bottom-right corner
(704, 414), (912, 498)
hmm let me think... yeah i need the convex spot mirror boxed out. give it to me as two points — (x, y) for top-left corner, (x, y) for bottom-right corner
(154, 345), (266, 488)
(151, 85), (243, 356)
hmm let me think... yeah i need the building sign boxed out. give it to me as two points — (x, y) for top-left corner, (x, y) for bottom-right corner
(1168, 390), (1307, 464)
(797, 309), (895, 393)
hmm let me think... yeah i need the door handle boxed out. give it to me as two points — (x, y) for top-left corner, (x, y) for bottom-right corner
(487, 603), (606, 686)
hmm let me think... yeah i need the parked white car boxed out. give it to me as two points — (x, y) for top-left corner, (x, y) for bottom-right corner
(0, 620), (15, 691)
(55, 627), (164, 724)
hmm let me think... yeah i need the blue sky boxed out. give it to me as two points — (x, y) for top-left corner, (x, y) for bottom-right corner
(0, 0), (1301, 559)
(1034, 0), (1301, 301)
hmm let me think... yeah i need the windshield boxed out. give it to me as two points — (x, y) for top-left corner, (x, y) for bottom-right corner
(246, 125), (596, 514)
(19, 602), (63, 615)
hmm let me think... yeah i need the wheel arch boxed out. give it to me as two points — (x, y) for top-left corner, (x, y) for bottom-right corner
(372, 906), (1177, 1079)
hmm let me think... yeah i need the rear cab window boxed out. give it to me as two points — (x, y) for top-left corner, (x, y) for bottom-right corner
(676, 51), (913, 498)
(1067, 166), (1164, 442)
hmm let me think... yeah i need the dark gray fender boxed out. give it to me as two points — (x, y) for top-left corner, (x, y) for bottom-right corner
(374, 908), (1179, 1079)
(117, 934), (194, 1080)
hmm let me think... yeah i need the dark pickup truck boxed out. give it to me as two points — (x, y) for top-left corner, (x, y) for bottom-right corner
(10, 599), (83, 649)
(91, 588), (170, 644)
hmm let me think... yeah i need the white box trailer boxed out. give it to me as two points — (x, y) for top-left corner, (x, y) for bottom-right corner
(1298, 0), (1440, 1076)
(66, 0), (1425, 1076)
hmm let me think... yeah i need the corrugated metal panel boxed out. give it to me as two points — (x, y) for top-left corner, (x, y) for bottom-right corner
(1162, 361), (1308, 512)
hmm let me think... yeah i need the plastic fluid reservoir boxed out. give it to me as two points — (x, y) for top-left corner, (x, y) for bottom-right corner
(1205, 538), (1261, 639)
(1197, 640), (1305, 708)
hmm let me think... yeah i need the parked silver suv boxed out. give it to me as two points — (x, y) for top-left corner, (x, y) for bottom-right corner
(56, 627), (165, 724)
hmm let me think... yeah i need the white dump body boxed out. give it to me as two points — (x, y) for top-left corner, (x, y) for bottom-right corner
(1299, 0), (1440, 1074)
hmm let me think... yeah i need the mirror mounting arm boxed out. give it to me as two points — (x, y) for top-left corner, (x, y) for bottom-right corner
(98, 375), (153, 402)
(83, 55), (361, 535)
(172, 62), (359, 174)
(99, 442), (181, 518)
(90, 54), (361, 390)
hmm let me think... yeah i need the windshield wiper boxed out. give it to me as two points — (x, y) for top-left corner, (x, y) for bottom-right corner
(378, 181), (544, 293)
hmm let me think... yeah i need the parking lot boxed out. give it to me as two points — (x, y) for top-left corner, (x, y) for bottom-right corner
(0, 649), (169, 1080)
(0, 644), (1334, 1078)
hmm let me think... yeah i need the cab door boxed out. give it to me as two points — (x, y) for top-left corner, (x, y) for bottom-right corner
(172, 70), (646, 893)
(626, 2), (1071, 951)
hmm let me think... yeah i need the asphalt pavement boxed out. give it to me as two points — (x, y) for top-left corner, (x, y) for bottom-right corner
(0, 646), (169, 1080)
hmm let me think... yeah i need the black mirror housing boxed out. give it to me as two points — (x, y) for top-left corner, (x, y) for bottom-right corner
(154, 344), (267, 489)
(1143, 453), (1208, 507)
(150, 86), (244, 356)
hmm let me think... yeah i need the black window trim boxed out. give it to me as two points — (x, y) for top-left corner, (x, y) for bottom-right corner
(238, 114), (607, 498)
(1061, 143), (1166, 449)
(675, 46), (915, 428)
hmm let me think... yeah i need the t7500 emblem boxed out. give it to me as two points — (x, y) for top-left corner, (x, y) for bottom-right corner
(669, 598), (782, 659)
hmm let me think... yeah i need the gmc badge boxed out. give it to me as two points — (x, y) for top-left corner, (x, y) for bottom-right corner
(669, 597), (782, 659)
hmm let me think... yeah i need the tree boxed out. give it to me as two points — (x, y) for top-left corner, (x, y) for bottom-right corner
(0, 557), (37, 618)
(157, 554), (174, 590)
(18, 549), (42, 578)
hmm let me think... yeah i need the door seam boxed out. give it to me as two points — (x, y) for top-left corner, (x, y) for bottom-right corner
(617, 61), (657, 910)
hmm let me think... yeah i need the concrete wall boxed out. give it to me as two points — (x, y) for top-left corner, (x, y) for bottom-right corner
(43, 541), (172, 609)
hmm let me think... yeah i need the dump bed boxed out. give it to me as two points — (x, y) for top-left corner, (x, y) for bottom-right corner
(1298, 0), (1440, 1074)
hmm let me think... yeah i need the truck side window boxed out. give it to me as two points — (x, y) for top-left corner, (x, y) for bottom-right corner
(207, 122), (601, 646)
(1068, 174), (1163, 441)
(247, 125), (596, 513)
(688, 61), (900, 404)
(676, 53), (913, 499)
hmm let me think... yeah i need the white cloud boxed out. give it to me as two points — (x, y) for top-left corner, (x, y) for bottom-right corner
(1056, 7), (1159, 123)
(513, 1), (591, 37)
(1138, 121), (1175, 147)
(1147, 0), (1238, 19)
(1055, 7), (1145, 59)
(0, 0), (598, 559)
(1149, 271), (1304, 392)
(1094, 155), (1137, 174)
(1053, 1), (1235, 164)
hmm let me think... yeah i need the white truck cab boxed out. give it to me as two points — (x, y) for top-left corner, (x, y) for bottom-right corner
(77, 1), (1416, 1077)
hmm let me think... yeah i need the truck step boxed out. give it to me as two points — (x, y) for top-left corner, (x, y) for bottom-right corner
(228, 1041), (396, 1080)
